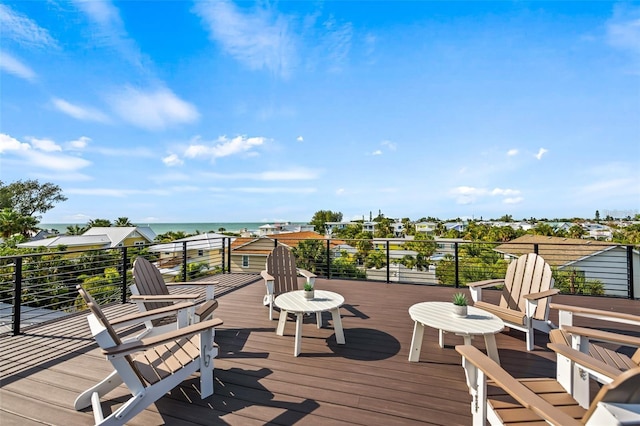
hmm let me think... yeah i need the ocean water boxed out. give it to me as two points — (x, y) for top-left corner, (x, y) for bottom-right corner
(41, 222), (306, 235)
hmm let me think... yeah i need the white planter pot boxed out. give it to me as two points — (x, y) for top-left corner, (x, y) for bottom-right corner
(452, 304), (467, 318)
(304, 290), (314, 300)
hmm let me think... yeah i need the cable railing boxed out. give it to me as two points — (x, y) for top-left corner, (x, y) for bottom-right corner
(1, 235), (637, 336)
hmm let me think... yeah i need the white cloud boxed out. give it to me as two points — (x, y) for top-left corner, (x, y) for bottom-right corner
(491, 188), (520, 197)
(28, 137), (62, 152)
(0, 133), (91, 172)
(108, 86), (199, 130)
(66, 187), (170, 197)
(162, 153), (183, 167)
(0, 4), (58, 48)
(184, 135), (266, 160)
(235, 187), (317, 194)
(504, 197), (524, 204)
(336, 188), (345, 195)
(66, 136), (91, 150)
(24, 149), (91, 172)
(0, 51), (36, 81)
(535, 148), (548, 160)
(371, 150), (382, 156)
(0, 133), (30, 153)
(452, 186), (485, 196)
(53, 98), (110, 123)
(381, 140), (397, 151)
(507, 149), (518, 156)
(193, 0), (297, 78)
(297, 136), (304, 142)
(203, 169), (320, 181)
(322, 17), (353, 72)
(606, 5), (640, 56)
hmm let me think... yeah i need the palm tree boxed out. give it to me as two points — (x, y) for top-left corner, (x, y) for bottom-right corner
(66, 224), (88, 235)
(114, 217), (134, 227)
(87, 218), (112, 228)
(0, 208), (22, 238)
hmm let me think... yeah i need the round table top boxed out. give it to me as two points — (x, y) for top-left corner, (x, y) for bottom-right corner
(409, 301), (504, 336)
(274, 290), (344, 313)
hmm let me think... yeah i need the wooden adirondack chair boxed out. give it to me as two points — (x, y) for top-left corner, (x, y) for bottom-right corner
(131, 257), (218, 337)
(549, 303), (640, 407)
(456, 343), (640, 425)
(74, 285), (223, 426)
(468, 253), (559, 351)
(261, 245), (316, 320)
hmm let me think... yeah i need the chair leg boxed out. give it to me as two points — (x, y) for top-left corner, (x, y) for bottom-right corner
(526, 321), (534, 351)
(74, 370), (123, 410)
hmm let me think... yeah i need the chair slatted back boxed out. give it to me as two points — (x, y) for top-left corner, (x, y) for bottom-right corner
(133, 257), (172, 312)
(583, 367), (640, 422)
(499, 253), (554, 321)
(266, 246), (299, 296)
(76, 285), (147, 385)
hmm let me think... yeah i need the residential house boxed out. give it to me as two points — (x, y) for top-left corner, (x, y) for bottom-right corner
(147, 232), (233, 274)
(257, 222), (315, 236)
(324, 221), (358, 236)
(362, 221), (377, 233)
(414, 222), (437, 235)
(17, 226), (156, 251)
(494, 235), (639, 298)
(230, 231), (344, 273)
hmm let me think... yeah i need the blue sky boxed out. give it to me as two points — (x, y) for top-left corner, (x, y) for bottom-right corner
(1, 1), (639, 224)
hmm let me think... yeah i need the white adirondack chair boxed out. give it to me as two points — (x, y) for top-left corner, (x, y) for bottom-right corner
(74, 285), (223, 426)
(468, 253), (559, 351)
(261, 245), (316, 320)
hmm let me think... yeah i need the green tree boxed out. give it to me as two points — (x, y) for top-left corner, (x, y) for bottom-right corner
(309, 210), (343, 233)
(0, 208), (24, 238)
(404, 233), (437, 258)
(87, 218), (112, 227)
(365, 250), (386, 269)
(532, 223), (554, 236)
(567, 225), (585, 239)
(292, 240), (328, 274)
(0, 179), (67, 217)
(66, 224), (88, 235)
(114, 217), (134, 227)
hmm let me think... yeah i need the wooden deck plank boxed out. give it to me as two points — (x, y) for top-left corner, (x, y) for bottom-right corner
(1, 275), (638, 425)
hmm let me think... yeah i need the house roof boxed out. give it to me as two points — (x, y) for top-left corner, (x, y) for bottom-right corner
(17, 234), (111, 248)
(18, 226), (157, 249)
(148, 232), (232, 252)
(494, 235), (617, 267)
(82, 226), (156, 247)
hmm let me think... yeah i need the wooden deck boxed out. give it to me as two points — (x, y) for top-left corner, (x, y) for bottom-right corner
(1, 275), (638, 425)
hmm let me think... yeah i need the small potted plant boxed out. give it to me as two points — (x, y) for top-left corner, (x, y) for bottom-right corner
(452, 292), (468, 318)
(303, 282), (314, 300)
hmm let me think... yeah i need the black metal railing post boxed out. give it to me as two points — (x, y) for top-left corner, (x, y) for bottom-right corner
(454, 242), (459, 288)
(533, 243), (539, 255)
(326, 239), (331, 279)
(221, 238), (226, 273)
(121, 247), (128, 304)
(227, 237), (231, 273)
(12, 257), (22, 336)
(627, 245), (635, 300)
(386, 241), (390, 283)
(182, 241), (188, 282)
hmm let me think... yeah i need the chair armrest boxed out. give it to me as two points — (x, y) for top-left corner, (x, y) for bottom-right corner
(297, 268), (317, 279)
(130, 294), (201, 302)
(547, 342), (623, 380)
(103, 317), (224, 356)
(195, 299), (218, 320)
(562, 325), (640, 348)
(467, 279), (505, 289)
(456, 345), (581, 426)
(523, 288), (559, 301)
(261, 270), (274, 281)
(165, 281), (219, 287)
(110, 302), (195, 328)
(551, 303), (640, 326)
